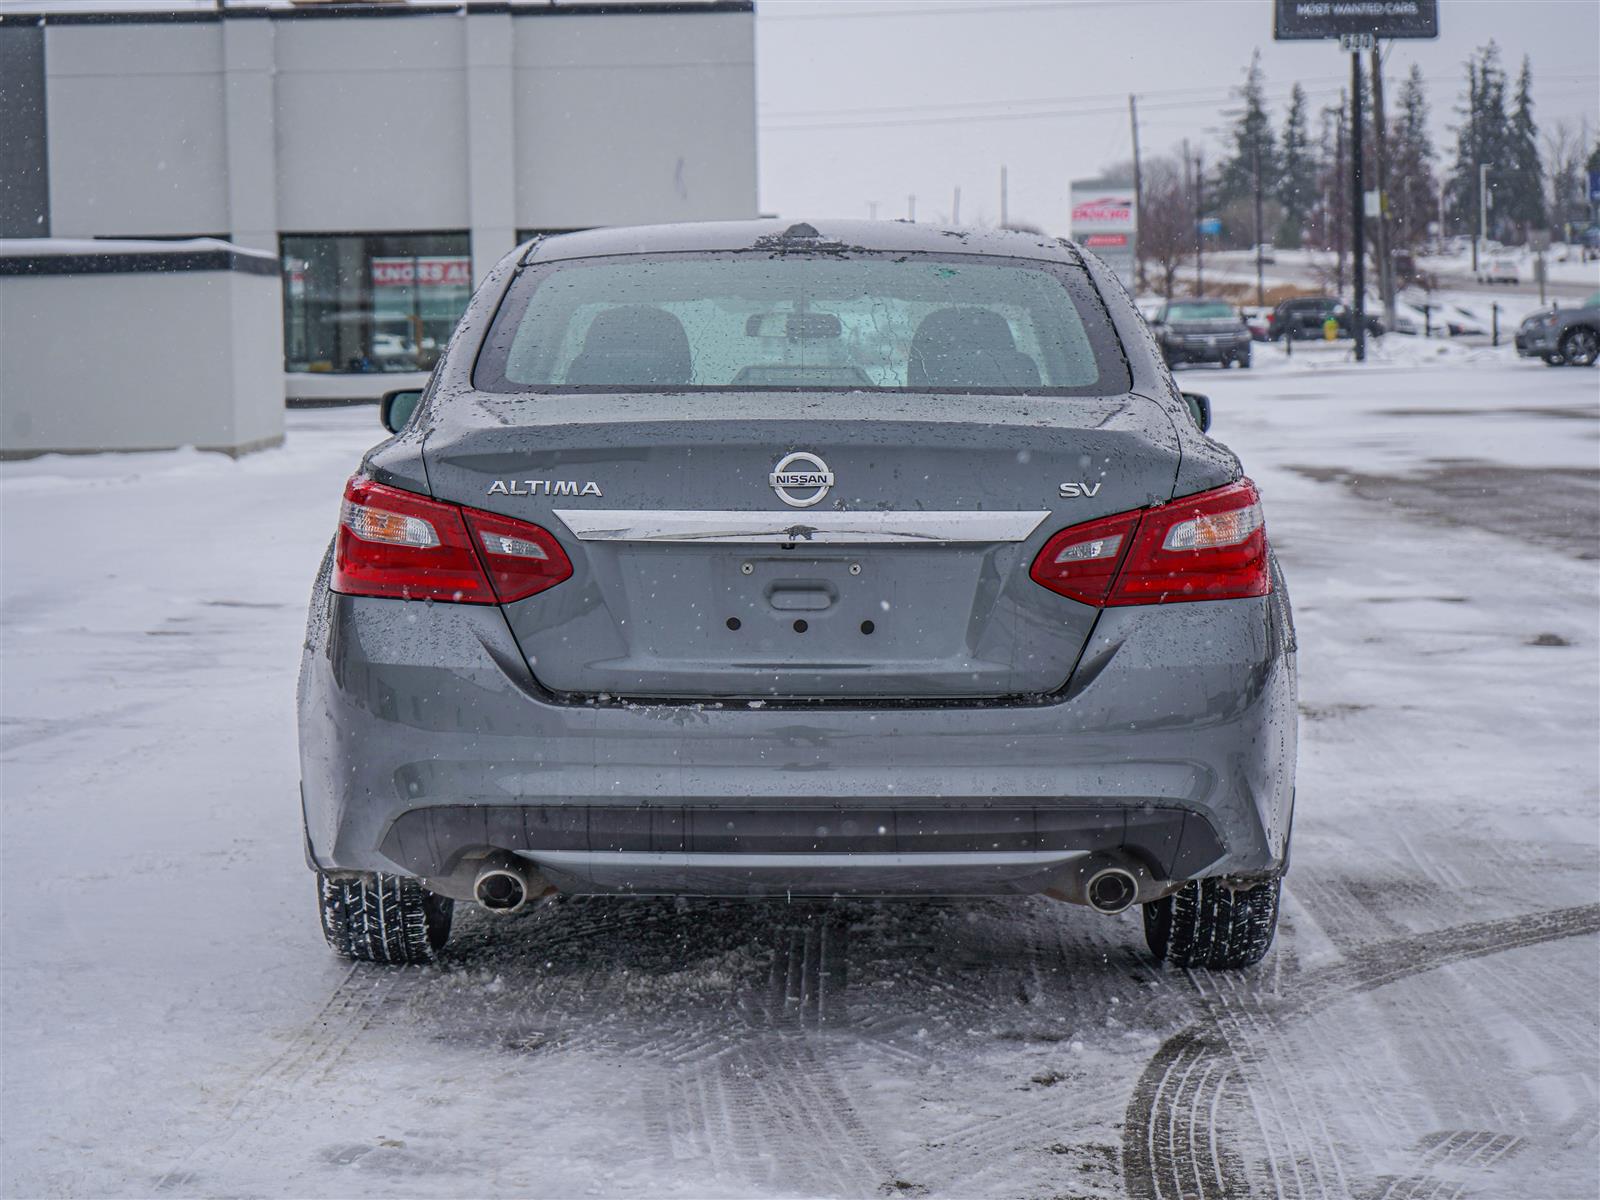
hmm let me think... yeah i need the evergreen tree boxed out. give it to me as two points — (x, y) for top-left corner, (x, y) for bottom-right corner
(1504, 56), (1546, 234)
(1276, 84), (1317, 247)
(1447, 43), (1509, 235)
(1215, 51), (1279, 240)
(1388, 66), (1438, 251)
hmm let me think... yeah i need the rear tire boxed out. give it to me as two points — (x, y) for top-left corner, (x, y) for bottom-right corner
(1143, 877), (1280, 969)
(318, 871), (453, 963)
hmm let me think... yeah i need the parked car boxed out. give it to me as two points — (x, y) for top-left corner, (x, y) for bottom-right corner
(1516, 290), (1600, 366)
(299, 220), (1297, 970)
(1150, 297), (1253, 368)
(1252, 243), (1277, 264)
(1241, 306), (1273, 341)
(1269, 296), (1384, 341)
(1478, 258), (1520, 285)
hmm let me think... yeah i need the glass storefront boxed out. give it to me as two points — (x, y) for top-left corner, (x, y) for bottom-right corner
(281, 233), (471, 374)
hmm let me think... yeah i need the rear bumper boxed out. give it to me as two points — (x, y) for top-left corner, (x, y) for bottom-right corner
(377, 802), (1225, 896)
(297, 564), (1297, 896)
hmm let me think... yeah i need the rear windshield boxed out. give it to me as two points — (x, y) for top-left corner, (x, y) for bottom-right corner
(473, 252), (1129, 395)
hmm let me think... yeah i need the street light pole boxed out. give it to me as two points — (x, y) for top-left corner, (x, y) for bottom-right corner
(1252, 135), (1265, 308)
(1477, 162), (1490, 268)
(1194, 149), (1205, 296)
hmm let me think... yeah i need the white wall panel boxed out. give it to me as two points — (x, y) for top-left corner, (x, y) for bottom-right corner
(272, 16), (469, 233)
(45, 24), (230, 237)
(510, 13), (757, 229)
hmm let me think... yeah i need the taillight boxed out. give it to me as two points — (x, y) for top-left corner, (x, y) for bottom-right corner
(1031, 479), (1269, 606)
(333, 478), (572, 604)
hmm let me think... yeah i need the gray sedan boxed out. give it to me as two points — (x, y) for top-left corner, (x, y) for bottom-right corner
(298, 220), (1297, 970)
(1516, 290), (1600, 366)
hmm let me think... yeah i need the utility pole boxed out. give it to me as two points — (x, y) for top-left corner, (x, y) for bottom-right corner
(867, 200), (878, 220)
(1478, 162), (1490, 265)
(1195, 149), (1205, 296)
(1351, 51), (1366, 363)
(1371, 46), (1396, 332)
(908, 194), (916, 222)
(999, 165), (1009, 228)
(1252, 134), (1265, 308)
(1350, 51), (1363, 361)
(1334, 98), (1346, 295)
(952, 186), (961, 226)
(1130, 94), (1143, 286)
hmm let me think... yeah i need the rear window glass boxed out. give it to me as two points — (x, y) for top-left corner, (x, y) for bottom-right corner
(473, 252), (1129, 395)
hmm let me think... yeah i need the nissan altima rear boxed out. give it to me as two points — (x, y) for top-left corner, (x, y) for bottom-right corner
(297, 219), (1297, 970)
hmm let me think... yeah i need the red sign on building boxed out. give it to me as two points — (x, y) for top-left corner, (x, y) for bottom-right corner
(371, 256), (473, 289)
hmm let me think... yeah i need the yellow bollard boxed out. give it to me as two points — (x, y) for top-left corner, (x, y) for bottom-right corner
(1323, 316), (1339, 341)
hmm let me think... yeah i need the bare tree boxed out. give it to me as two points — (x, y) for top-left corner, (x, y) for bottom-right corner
(1544, 119), (1587, 240)
(1137, 156), (1191, 298)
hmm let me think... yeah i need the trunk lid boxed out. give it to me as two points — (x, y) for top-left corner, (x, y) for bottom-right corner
(423, 391), (1180, 700)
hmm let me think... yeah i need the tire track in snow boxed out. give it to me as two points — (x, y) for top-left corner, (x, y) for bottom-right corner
(151, 965), (419, 1192)
(1121, 903), (1600, 1200)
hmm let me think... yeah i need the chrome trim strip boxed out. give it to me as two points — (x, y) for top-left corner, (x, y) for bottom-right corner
(552, 509), (1050, 545)
(523, 850), (1088, 869)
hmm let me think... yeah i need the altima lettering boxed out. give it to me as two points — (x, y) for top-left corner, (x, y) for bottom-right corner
(487, 480), (603, 497)
(1059, 481), (1104, 498)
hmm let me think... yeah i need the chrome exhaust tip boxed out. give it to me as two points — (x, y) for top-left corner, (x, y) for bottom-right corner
(1084, 865), (1140, 915)
(473, 855), (536, 914)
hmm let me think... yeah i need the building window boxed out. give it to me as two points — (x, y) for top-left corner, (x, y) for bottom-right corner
(281, 233), (471, 374)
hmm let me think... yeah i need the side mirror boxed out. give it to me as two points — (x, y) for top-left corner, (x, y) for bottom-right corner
(1181, 391), (1212, 433)
(380, 388), (423, 434)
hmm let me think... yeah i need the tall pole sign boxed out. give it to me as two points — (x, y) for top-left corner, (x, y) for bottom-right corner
(1274, 0), (1438, 362)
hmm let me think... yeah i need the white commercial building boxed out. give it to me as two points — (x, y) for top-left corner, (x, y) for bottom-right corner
(0, 0), (759, 418)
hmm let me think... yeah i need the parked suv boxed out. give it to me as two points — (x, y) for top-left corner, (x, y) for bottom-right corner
(1269, 295), (1384, 341)
(299, 220), (1297, 970)
(1516, 291), (1600, 367)
(1151, 297), (1252, 368)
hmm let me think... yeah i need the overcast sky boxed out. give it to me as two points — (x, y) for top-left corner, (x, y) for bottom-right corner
(755, 0), (1600, 232)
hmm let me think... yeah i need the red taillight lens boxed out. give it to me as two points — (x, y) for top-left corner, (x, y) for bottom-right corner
(333, 478), (572, 604)
(1030, 479), (1270, 607)
(461, 508), (573, 602)
(1029, 513), (1140, 605)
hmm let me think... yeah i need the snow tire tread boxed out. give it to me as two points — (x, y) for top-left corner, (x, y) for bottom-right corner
(1143, 876), (1280, 969)
(318, 872), (452, 964)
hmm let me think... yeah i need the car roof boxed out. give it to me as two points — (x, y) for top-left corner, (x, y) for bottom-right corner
(521, 219), (1082, 264)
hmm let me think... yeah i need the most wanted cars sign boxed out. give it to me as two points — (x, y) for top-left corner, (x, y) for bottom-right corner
(1070, 180), (1137, 290)
(1273, 0), (1438, 40)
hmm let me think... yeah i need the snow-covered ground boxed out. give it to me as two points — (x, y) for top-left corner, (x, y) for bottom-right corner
(3, 352), (1597, 1199)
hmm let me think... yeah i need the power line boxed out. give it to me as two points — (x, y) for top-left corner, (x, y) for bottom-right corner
(761, 70), (1597, 125)
(760, 72), (1599, 133)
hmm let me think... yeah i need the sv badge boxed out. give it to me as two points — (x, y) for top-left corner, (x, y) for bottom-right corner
(1059, 481), (1104, 498)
